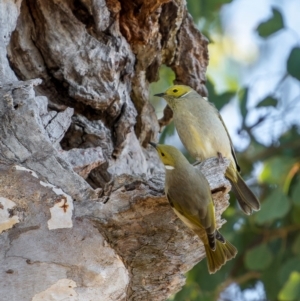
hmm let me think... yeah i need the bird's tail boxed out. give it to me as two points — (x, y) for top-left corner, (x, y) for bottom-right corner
(204, 239), (237, 274)
(226, 163), (260, 215)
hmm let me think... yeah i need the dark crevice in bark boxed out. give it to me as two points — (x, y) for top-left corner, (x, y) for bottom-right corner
(7, 0), (134, 190)
(71, 0), (96, 31)
(0, 0), (218, 299)
(86, 161), (113, 192)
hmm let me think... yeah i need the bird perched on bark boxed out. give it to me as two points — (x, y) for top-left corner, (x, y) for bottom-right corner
(154, 85), (260, 215)
(150, 143), (237, 274)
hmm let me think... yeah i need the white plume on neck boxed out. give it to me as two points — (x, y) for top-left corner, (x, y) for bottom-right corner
(165, 165), (175, 170)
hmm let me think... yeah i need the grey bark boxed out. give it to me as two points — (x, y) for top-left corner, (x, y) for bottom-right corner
(0, 0), (231, 300)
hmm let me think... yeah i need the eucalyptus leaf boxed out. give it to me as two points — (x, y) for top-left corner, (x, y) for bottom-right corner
(214, 91), (235, 111)
(255, 188), (290, 225)
(256, 8), (284, 38)
(292, 234), (300, 255)
(159, 121), (175, 143)
(279, 257), (300, 285)
(262, 258), (282, 300)
(287, 47), (300, 81)
(291, 206), (300, 224)
(291, 180), (300, 206)
(279, 272), (300, 301)
(245, 244), (273, 271)
(238, 87), (248, 118)
(259, 157), (297, 187)
(206, 79), (235, 110)
(256, 96), (278, 108)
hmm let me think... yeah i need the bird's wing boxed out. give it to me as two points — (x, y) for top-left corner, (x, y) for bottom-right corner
(166, 191), (216, 232)
(209, 102), (241, 172)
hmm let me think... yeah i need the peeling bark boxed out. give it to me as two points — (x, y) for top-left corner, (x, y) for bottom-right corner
(0, 0), (229, 300)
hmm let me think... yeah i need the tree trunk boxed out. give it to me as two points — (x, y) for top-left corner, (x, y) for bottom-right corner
(0, 0), (230, 300)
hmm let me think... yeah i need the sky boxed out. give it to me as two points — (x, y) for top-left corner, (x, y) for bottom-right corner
(154, 0), (300, 156)
(216, 0), (300, 149)
(209, 0), (300, 299)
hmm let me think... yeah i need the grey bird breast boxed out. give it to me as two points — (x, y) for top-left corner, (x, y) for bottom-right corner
(173, 95), (232, 160)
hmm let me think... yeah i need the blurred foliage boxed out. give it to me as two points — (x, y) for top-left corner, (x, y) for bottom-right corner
(206, 80), (236, 111)
(256, 7), (284, 38)
(256, 96), (278, 108)
(287, 47), (300, 81)
(187, 0), (233, 39)
(150, 0), (300, 300)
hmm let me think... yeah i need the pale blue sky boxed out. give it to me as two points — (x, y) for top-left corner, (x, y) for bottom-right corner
(157, 0), (300, 164)
(220, 0), (300, 149)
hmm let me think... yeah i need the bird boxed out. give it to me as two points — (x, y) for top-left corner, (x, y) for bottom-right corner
(154, 85), (260, 215)
(150, 142), (237, 274)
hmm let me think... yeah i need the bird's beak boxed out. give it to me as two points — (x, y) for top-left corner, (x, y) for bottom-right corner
(149, 141), (157, 149)
(154, 92), (165, 97)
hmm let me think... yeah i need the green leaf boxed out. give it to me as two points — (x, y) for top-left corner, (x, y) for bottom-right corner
(259, 157), (297, 187)
(256, 96), (278, 108)
(206, 79), (217, 98)
(256, 8), (284, 38)
(291, 180), (300, 206)
(214, 91), (235, 111)
(206, 79), (235, 110)
(262, 258), (282, 300)
(292, 234), (300, 255)
(279, 272), (300, 301)
(291, 205), (300, 224)
(279, 257), (300, 285)
(159, 121), (175, 143)
(255, 188), (291, 225)
(187, 0), (233, 23)
(287, 47), (300, 81)
(238, 87), (248, 118)
(245, 244), (273, 271)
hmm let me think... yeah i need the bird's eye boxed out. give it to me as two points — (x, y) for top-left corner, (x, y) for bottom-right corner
(173, 89), (178, 93)
(161, 152), (165, 157)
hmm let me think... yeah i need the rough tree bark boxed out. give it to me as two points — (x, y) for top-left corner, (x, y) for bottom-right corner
(0, 0), (231, 300)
